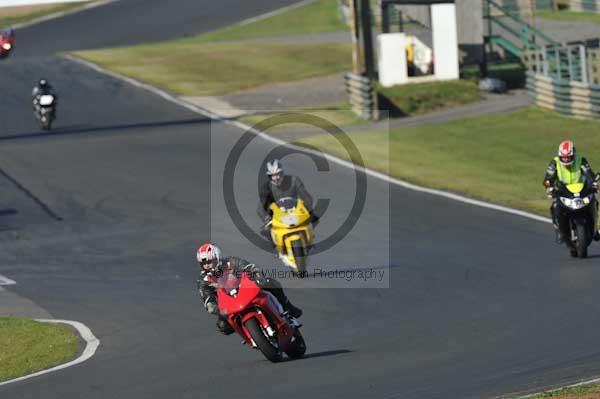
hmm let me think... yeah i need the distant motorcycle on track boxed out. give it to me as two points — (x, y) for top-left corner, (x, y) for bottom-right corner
(0, 29), (15, 59)
(552, 175), (599, 258)
(33, 94), (56, 130)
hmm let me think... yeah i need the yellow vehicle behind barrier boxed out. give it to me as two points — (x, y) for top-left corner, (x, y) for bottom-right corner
(268, 197), (313, 275)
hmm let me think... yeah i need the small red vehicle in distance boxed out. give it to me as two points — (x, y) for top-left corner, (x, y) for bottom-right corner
(0, 29), (15, 59)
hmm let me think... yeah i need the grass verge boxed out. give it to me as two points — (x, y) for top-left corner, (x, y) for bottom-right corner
(294, 106), (600, 217)
(75, 41), (351, 96)
(517, 381), (600, 398)
(536, 9), (600, 24)
(0, 2), (89, 29)
(378, 80), (482, 117)
(0, 317), (79, 383)
(196, 0), (347, 42)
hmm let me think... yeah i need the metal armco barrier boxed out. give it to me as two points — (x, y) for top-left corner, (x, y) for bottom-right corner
(526, 70), (600, 118)
(344, 72), (379, 120)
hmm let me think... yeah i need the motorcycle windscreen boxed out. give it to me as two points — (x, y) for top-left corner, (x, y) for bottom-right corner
(217, 274), (261, 315)
(39, 95), (54, 106)
(270, 198), (311, 228)
(566, 183), (584, 194)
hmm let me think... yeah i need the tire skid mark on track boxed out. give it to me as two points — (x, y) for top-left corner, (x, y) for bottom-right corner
(0, 166), (62, 222)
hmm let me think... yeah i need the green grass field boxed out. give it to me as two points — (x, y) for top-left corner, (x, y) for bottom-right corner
(0, 317), (79, 383)
(378, 80), (482, 117)
(195, 0), (347, 42)
(536, 9), (600, 24)
(75, 41), (351, 96)
(0, 2), (88, 29)
(295, 107), (600, 217)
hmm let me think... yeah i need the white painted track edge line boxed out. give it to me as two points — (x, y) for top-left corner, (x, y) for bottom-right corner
(64, 53), (551, 227)
(0, 319), (99, 387)
(501, 376), (600, 399)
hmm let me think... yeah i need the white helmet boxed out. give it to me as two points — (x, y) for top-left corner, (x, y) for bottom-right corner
(196, 242), (222, 271)
(266, 159), (283, 176)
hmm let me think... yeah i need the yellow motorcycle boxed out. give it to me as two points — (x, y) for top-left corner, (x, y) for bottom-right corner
(268, 197), (314, 276)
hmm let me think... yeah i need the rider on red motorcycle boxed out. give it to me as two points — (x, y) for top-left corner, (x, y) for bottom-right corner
(196, 243), (302, 335)
(0, 29), (15, 58)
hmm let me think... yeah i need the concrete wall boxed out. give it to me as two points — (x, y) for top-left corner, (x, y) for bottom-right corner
(456, 0), (484, 65)
(396, 1), (484, 65)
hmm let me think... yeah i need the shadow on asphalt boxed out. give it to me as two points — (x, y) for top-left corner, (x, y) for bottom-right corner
(292, 349), (353, 361)
(0, 209), (18, 217)
(0, 117), (212, 142)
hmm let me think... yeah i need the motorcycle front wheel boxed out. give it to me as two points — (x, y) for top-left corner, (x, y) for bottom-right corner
(575, 222), (588, 259)
(291, 239), (307, 276)
(245, 318), (282, 363)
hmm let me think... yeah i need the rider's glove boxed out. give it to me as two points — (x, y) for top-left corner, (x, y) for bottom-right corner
(546, 187), (554, 198)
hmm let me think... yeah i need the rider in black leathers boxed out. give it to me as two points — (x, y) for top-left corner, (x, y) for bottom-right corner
(257, 159), (318, 238)
(32, 79), (57, 100)
(32, 79), (58, 116)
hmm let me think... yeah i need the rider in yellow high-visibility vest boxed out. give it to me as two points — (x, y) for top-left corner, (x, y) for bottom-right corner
(543, 140), (600, 242)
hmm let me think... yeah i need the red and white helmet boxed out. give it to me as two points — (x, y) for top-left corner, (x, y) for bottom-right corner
(558, 140), (576, 166)
(196, 243), (221, 271)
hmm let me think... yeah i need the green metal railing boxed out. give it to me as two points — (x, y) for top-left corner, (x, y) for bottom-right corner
(531, 44), (589, 82)
(484, 0), (557, 57)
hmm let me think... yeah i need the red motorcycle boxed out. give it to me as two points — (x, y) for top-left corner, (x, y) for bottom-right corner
(216, 271), (306, 362)
(0, 29), (14, 59)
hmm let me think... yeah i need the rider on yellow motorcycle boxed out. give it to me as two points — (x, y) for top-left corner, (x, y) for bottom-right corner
(257, 159), (319, 240)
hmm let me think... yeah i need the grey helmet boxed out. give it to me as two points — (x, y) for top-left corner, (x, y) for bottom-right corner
(266, 159), (284, 185)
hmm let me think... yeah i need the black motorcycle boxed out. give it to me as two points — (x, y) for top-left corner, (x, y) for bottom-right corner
(33, 94), (56, 130)
(554, 175), (598, 258)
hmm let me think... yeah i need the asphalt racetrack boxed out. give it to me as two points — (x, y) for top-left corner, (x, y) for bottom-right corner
(2, 1), (600, 398)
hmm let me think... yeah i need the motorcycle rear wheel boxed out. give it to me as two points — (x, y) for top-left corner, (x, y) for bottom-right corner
(245, 317), (282, 363)
(41, 116), (52, 130)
